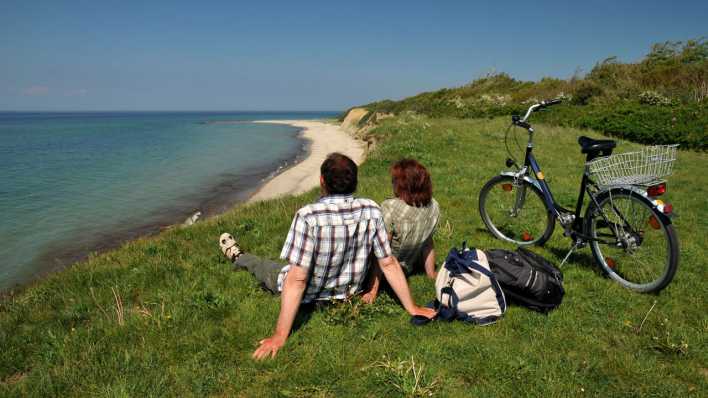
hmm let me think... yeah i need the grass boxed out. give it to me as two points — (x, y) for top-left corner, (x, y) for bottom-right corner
(1, 114), (707, 396)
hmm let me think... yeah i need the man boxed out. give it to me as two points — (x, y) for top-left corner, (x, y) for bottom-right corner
(219, 153), (436, 360)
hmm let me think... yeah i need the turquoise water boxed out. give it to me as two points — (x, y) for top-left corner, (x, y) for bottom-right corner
(0, 111), (335, 290)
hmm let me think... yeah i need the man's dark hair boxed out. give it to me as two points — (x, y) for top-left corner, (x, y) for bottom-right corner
(320, 153), (358, 195)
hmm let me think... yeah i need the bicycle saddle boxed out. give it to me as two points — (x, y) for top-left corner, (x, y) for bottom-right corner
(578, 136), (616, 155)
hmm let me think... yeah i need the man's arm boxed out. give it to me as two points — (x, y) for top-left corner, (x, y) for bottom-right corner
(252, 264), (308, 360)
(377, 256), (436, 318)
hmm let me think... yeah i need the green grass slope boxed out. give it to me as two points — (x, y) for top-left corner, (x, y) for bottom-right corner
(354, 39), (708, 150)
(2, 115), (706, 396)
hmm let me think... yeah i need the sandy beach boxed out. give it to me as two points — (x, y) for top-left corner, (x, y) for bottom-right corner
(248, 120), (366, 202)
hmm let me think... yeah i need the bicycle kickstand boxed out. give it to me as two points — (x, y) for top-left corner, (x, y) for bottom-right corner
(559, 240), (582, 268)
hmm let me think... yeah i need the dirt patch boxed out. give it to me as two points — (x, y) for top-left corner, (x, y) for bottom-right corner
(2, 372), (27, 386)
(341, 108), (369, 133)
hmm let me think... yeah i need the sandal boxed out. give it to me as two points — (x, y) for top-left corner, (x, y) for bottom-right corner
(219, 232), (242, 261)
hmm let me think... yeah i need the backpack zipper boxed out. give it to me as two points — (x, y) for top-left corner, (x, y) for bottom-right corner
(525, 269), (537, 289)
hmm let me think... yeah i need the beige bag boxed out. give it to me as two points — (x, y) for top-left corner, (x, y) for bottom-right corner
(435, 246), (506, 325)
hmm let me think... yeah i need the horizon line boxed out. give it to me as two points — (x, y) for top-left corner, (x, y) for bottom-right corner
(0, 109), (343, 113)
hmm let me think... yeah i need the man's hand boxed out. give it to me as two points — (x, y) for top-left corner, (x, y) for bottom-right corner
(410, 305), (437, 319)
(251, 265), (308, 361)
(252, 334), (287, 360)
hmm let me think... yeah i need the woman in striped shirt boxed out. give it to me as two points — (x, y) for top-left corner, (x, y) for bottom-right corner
(362, 159), (439, 302)
(382, 158), (440, 279)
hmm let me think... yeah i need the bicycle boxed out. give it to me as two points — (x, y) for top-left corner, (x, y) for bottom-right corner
(478, 99), (679, 293)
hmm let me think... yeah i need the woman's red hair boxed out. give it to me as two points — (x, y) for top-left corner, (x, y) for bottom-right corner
(390, 159), (432, 207)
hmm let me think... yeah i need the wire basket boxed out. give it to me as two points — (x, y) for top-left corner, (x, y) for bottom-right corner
(586, 144), (679, 187)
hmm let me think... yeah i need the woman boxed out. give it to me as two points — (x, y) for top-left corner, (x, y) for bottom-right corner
(383, 158), (440, 278)
(362, 159), (440, 302)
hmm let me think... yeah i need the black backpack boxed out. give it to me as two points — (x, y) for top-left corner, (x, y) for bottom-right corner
(485, 247), (564, 313)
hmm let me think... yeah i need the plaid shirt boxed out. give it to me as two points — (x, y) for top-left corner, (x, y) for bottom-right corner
(278, 194), (392, 303)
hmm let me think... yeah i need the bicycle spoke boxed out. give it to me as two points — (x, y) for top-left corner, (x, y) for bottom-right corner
(588, 190), (677, 292)
(480, 176), (553, 246)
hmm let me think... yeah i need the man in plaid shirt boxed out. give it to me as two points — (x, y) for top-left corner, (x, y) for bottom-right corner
(219, 153), (436, 360)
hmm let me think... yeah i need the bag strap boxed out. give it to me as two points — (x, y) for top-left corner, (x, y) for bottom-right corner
(443, 246), (507, 318)
(410, 299), (501, 326)
(410, 300), (439, 326)
(443, 245), (478, 275)
(413, 299), (468, 323)
(412, 244), (508, 326)
(451, 248), (508, 314)
(459, 313), (501, 326)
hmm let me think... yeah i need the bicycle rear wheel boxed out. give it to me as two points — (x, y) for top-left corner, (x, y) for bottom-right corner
(479, 175), (555, 246)
(585, 188), (679, 293)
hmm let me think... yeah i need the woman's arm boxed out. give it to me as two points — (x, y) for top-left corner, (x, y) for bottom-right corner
(361, 231), (394, 304)
(360, 261), (382, 304)
(423, 240), (437, 280)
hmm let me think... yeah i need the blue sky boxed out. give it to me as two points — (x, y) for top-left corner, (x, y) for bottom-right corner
(1, 1), (706, 111)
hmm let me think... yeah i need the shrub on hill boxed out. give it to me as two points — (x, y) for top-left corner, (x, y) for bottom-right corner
(352, 38), (707, 150)
(533, 102), (707, 149)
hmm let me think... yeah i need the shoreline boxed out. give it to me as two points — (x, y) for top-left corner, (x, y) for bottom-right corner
(5, 152), (298, 293)
(1, 118), (365, 294)
(247, 120), (367, 202)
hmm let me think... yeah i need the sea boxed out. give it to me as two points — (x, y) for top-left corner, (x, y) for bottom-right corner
(0, 111), (337, 291)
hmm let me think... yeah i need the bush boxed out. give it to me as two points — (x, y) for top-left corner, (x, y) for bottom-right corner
(534, 102), (707, 150)
(356, 39), (707, 149)
(571, 81), (604, 105)
(638, 90), (674, 106)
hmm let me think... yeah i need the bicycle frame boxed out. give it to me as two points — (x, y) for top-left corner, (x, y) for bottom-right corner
(509, 126), (607, 242)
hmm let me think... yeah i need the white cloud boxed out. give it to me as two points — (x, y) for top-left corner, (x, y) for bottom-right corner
(21, 85), (50, 96)
(65, 88), (88, 97)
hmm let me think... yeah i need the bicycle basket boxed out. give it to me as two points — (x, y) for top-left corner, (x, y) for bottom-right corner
(586, 144), (678, 187)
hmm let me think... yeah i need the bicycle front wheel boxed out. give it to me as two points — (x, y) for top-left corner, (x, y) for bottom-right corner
(585, 188), (679, 293)
(479, 175), (555, 246)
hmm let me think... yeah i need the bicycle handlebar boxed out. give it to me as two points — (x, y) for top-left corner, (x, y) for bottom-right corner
(541, 98), (562, 107)
(519, 98), (562, 123)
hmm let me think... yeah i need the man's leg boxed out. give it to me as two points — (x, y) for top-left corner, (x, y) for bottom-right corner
(234, 253), (285, 294)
